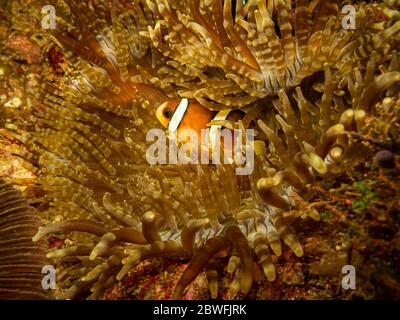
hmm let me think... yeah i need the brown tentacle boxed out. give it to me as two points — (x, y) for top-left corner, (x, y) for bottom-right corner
(225, 225), (254, 295)
(173, 236), (228, 299)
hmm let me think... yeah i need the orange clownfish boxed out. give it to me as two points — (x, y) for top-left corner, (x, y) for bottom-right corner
(156, 98), (245, 138)
(155, 98), (255, 175)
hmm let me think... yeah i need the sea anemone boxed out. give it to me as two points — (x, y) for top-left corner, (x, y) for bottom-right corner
(2, 0), (400, 299)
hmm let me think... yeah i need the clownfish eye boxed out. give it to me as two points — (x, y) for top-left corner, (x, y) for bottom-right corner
(163, 108), (173, 119)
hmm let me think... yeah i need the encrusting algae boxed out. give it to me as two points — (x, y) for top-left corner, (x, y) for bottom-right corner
(0, 0), (400, 299)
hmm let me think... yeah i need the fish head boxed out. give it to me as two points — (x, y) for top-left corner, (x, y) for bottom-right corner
(156, 99), (180, 129)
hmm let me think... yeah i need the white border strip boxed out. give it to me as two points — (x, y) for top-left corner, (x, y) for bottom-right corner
(168, 98), (189, 133)
(209, 109), (232, 150)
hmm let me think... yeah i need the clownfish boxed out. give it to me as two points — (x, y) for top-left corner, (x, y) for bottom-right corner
(156, 98), (246, 139)
(155, 98), (256, 175)
(156, 98), (249, 160)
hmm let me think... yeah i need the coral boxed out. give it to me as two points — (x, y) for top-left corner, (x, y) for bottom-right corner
(0, 178), (48, 299)
(1, 0), (400, 299)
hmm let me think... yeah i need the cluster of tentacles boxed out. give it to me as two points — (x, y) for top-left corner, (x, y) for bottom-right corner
(2, 0), (400, 299)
